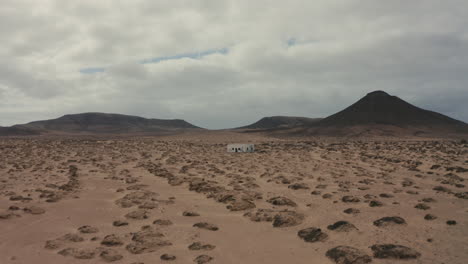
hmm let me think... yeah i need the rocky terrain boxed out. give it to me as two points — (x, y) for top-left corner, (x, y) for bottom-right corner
(0, 131), (467, 263)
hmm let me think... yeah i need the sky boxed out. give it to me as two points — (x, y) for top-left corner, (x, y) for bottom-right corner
(1, 0), (468, 129)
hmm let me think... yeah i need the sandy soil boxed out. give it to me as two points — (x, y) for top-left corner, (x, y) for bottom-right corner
(0, 131), (467, 264)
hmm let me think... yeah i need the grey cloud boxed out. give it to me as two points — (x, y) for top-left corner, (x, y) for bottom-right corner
(0, 0), (467, 128)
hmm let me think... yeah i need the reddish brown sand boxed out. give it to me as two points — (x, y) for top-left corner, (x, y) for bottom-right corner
(0, 131), (467, 264)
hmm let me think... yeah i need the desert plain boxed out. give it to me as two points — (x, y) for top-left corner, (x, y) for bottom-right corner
(0, 131), (467, 264)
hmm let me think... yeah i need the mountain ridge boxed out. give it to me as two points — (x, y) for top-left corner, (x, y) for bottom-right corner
(0, 112), (202, 136)
(236, 116), (322, 130)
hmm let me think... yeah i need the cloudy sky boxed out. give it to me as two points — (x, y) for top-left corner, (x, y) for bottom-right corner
(1, 0), (468, 129)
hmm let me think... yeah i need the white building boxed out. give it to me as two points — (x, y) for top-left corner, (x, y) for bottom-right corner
(227, 144), (255, 153)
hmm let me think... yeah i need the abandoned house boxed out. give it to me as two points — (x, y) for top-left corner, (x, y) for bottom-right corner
(227, 144), (255, 153)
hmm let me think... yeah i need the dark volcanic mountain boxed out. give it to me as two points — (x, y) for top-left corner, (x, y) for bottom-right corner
(238, 116), (322, 130)
(0, 126), (40, 136)
(1, 113), (201, 136)
(317, 91), (467, 127)
(301, 90), (468, 137)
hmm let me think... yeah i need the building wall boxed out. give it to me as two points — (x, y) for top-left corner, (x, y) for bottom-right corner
(227, 144), (255, 152)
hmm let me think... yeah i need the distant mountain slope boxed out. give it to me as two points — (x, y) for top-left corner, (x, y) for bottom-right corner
(317, 91), (467, 127)
(1, 112), (201, 136)
(300, 91), (468, 137)
(0, 126), (40, 136)
(237, 116), (322, 130)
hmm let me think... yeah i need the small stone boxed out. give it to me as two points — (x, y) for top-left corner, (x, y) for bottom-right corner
(188, 242), (216, 250)
(297, 227), (328, 242)
(194, 254), (213, 264)
(100, 249), (123, 262)
(44, 240), (62, 250)
(371, 244), (421, 259)
(183, 211), (200, 217)
(326, 246), (372, 264)
(101, 235), (124, 247)
(78, 225), (99, 234)
(369, 200), (383, 207)
(342, 196), (360, 203)
(161, 254), (176, 261)
(414, 203), (430, 210)
(343, 208), (360, 215)
(288, 183), (309, 190)
(327, 221), (357, 232)
(272, 211), (304, 228)
(424, 214), (437, 220)
(373, 216), (406, 227)
(266, 196), (297, 207)
(113, 220), (128, 226)
(125, 209), (149, 220)
(193, 222), (219, 231)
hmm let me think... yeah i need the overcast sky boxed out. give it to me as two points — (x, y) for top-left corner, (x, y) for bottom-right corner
(1, 0), (467, 129)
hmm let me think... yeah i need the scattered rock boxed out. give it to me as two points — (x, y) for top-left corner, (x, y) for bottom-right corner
(126, 227), (172, 254)
(101, 235), (124, 247)
(327, 221), (357, 232)
(424, 214), (437, 220)
(226, 199), (256, 211)
(369, 200), (383, 207)
(244, 209), (276, 222)
(433, 186), (452, 193)
(73, 249), (97, 259)
(0, 212), (21, 220)
(371, 244), (421, 259)
(194, 254), (213, 264)
(23, 206), (45, 215)
(9, 195), (26, 201)
(414, 203), (430, 210)
(58, 248), (96, 259)
(183, 211), (200, 217)
(343, 208), (360, 215)
(113, 220), (128, 226)
(342, 196), (360, 203)
(115, 191), (159, 208)
(454, 192), (468, 199)
(288, 183), (309, 190)
(78, 225), (99, 234)
(267, 196), (297, 207)
(379, 193), (394, 198)
(272, 211), (304, 228)
(100, 249), (123, 262)
(125, 209), (149, 220)
(44, 240), (62, 250)
(58, 248), (76, 257)
(446, 220), (457, 225)
(326, 246), (372, 264)
(421, 197), (437, 203)
(297, 227), (328, 242)
(161, 254), (176, 261)
(188, 242), (216, 250)
(373, 216), (406, 227)
(193, 222), (219, 231)
(61, 233), (84, 242)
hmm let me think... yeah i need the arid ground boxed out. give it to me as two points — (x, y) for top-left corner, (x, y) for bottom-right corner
(1, 131), (467, 264)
